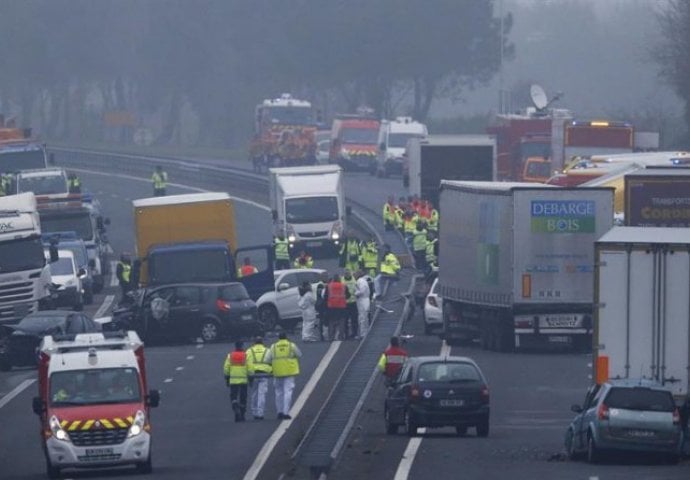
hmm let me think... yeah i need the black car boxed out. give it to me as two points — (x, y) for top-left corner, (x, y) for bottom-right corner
(112, 282), (260, 343)
(0, 311), (101, 371)
(384, 355), (490, 437)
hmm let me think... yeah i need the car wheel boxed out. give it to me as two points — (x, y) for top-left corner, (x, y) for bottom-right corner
(586, 433), (600, 464)
(404, 410), (418, 437)
(455, 426), (468, 437)
(46, 460), (60, 479)
(136, 453), (153, 474)
(565, 428), (579, 460)
(258, 305), (279, 332)
(199, 320), (220, 343)
(476, 417), (489, 437)
(385, 407), (398, 435)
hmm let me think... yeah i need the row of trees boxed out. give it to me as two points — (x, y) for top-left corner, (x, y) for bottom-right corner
(0, 1), (511, 147)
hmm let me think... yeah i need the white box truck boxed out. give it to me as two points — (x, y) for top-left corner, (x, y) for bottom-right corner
(376, 117), (427, 177)
(593, 227), (690, 403)
(439, 181), (613, 351)
(269, 165), (347, 254)
(406, 135), (496, 207)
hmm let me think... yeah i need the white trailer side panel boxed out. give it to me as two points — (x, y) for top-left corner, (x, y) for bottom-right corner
(662, 249), (690, 397)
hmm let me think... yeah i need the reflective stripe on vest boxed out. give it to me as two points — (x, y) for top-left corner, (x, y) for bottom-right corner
(271, 340), (299, 377)
(247, 345), (272, 374)
(327, 281), (347, 309)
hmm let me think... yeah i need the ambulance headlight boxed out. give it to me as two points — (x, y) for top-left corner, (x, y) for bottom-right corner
(127, 410), (146, 438)
(50, 415), (70, 442)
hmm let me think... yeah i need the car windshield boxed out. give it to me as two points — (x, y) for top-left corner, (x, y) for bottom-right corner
(0, 236), (45, 272)
(388, 133), (423, 148)
(49, 256), (75, 276)
(60, 244), (88, 267)
(605, 387), (675, 412)
(149, 249), (231, 285)
(18, 315), (63, 332)
(220, 284), (250, 301)
(263, 106), (314, 125)
(49, 368), (142, 406)
(18, 175), (67, 195)
(0, 150), (46, 172)
(418, 362), (481, 383)
(342, 128), (378, 144)
(40, 212), (94, 241)
(525, 160), (552, 178)
(286, 196), (339, 223)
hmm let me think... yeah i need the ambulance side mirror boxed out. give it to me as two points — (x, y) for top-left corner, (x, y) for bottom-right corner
(32, 396), (45, 415)
(146, 389), (160, 408)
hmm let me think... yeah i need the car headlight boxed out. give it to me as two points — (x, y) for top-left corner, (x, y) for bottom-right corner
(127, 410), (146, 438)
(50, 415), (70, 442)
(288, 234), (296, 243)
(331, 232), (340, 240)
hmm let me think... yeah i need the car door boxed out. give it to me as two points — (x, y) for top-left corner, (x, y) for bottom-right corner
(574, 384), (602, 449)
(274, 272), (301, 320)
(235, 245), (274, 300)
(168, 286), (202, 338)
(387, 364), (414, 424)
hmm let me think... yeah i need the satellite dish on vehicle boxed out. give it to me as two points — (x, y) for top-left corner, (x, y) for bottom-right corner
(530, 84), (548, 110)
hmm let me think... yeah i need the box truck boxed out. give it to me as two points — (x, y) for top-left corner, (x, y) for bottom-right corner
(624, 168), (690, 228)
(132, 192), (272, 299)
(593, 227), (690, 404)
(439, 181), (613, 351)
(406, 135), (496, 207)
(269, 165), (347, 254)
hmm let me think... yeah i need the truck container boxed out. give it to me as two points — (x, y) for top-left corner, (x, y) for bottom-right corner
(269, 165), (347, 255)
(406, 135), (496, 207)
(439, 181), (613, 351)
(132, 192), (272, 299)
(624, 168), (690, 228)
(593, 227), (690, 404)
(0, 193), (56, 326)
(33, 331), (160, 477)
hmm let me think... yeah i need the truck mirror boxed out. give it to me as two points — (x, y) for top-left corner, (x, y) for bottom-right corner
(49, 244), (59, 264)
(271, 210), (278, 221)
(147, 389), (161, 408)
(346, 206), (352, 216)
(278, 282), (290, 291)
(77, 268), (87, 278)
(32, 396), (45, 415)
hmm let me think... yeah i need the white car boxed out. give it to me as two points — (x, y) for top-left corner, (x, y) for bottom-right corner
(48, 250), (86, 311)
(16, 167), (69, 199)
(423, 278), (443, 334)
(315, 130), (331, 165)
(256, 268), (326, 331)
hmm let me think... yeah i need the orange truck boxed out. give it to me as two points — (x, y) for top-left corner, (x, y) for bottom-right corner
(0, 115), (48, 172)
(32, 331), (160, 477)
(329, 111), (380, 173)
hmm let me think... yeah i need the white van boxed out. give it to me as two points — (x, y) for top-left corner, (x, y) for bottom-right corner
(47, 249), (86, 311)
(376, 117), (428, 177)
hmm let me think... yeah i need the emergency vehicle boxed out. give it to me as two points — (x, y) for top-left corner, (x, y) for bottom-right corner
(376, 116), (427, 178)
(0, 116), (48, 173)
(32, 331), (159, 478)
(329, 108), (380, 172)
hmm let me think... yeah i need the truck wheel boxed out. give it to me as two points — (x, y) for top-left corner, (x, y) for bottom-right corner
(258, 305), (279, 332)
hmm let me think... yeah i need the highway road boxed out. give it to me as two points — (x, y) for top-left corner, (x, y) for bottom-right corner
(1, 158), (689, 479)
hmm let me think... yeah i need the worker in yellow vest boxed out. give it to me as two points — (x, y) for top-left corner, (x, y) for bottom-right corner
(152, 166), (168, 196)
(264, 332), (302, 420)
(246, 337), (272, 420)
(223, 341), (249, 422)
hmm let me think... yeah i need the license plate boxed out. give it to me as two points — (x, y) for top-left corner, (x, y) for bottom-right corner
(627, 429), (655, 438)
(306, 241), (322, 247)
(548, 335), (571, 343)
(439, 399), (464, 407)
(241, 314), (253, 321)
(544, 315), (578, 327)
(85, 447), (114, 456)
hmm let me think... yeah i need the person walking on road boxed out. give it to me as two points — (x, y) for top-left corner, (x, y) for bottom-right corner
(354, 270), (371, 338)
(339, 234), (361, 273)
(378, 336), (408, 385)
(116, 253), (133, 299)
(298, 281), (319, 342)
(412, 221), (428, 271)
(246, 337), (272, 420)
(374, 244), (401, 299)
(323, 273), (350, 341)
(274, 234), (291, 270)
(151, 165), (168, 197)
(264, 332), (302, 420)
(343, 270), (358, 339)
(223, 341), (249, 422)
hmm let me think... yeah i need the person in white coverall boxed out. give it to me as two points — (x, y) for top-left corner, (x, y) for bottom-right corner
(354, 271), (371, 338)
(298, 281), (319, 342)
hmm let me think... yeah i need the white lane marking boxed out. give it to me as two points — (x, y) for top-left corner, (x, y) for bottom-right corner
(110, 261), (119, 287)
(95, 295), (115, 318)
(70, 167), (270, 211)
(186, 355), (194, 360)
(590, 477), (599, 480)
(393, 341), (450, 480)
(175, 366), (184, 371)
(243, 341), (342, 480)
(0, 379), (36, 409)
(164, 378), (173, 383)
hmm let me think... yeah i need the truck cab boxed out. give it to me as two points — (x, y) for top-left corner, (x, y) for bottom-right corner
(33, 331), (159, 478)
(521, 156), (552, 183)
(0, 139), (48, 174)
(329, 114), (380, 172)
(16, 168), (69, 200)
(376, 117), (427, 178)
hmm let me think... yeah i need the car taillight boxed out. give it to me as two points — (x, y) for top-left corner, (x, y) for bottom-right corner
(410, 385), (420, 400)
(480, 385), (490, 404)
(597, 403), (609, 421)
(216, 299), (231, 312)
(427, 296), (437, 308)
(673, 408), (681, 425)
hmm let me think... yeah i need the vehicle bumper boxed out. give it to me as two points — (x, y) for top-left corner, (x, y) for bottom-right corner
(340, 156), (376, 171)
(382, 158), (404, 175)
(289, 238), (341, 255)
(52, 287), (81, 307)
(409, 404), (489, 428)
(45, 432), (151, 469)
(593, 428), (682, 454)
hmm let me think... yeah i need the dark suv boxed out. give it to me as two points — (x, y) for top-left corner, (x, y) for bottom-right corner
(112, 282), (260, 343)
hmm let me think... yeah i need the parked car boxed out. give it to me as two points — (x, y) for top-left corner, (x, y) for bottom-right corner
(48, 250), (86, 311)
(43, 232), (94, 304)
(256, 268), (326, 331)
(423, 278), (442, 335)
(384, 355), (490, 437)
(112, 282), (260, 343)
(565, 379), (683, 463)
(0, 311), (101, 370)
